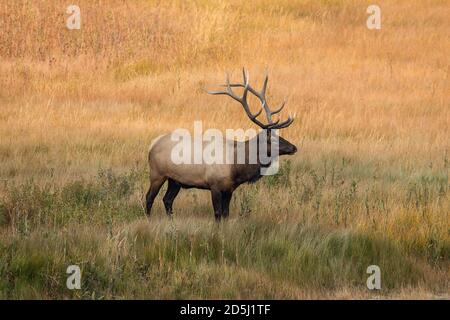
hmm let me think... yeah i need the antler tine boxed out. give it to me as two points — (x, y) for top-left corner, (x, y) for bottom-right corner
(257, 73), (293, 129)
(207, 72), (240, 102)
(207, 71), (266, 128)
(207, 70), (295, 130)
(261, 71), (268, 97)
(239, 70), (266, 125)
(269, 114), (295, 130)
(250, 105), (263, 117)
(268, 118), (280, 128)
(241, 69), (249, 101)
(242, 68), (248, 85)
(271, 98), (286, 115)
(259, 74), (273, 124)
(219, 83), (261, 99)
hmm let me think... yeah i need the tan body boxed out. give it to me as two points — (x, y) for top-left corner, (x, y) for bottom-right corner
(149, 133), (239, 192)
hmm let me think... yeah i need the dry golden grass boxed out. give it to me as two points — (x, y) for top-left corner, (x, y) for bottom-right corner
(0, 0), (448, 299)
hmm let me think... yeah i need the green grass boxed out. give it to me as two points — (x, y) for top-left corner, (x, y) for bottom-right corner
(0, 219), (426, 299)
(0, 159), (448, 299)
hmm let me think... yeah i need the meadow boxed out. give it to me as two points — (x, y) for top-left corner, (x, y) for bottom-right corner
(0, 0), (448, 299)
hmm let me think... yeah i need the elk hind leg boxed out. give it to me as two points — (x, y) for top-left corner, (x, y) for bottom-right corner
(145, 175), (167, 216)
(163, 179), (181, 216)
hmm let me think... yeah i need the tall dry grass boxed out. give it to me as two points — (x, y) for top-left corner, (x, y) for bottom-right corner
(0, 0), (449, 298)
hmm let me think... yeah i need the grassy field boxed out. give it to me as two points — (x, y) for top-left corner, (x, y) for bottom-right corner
(0, 0), (449, 299)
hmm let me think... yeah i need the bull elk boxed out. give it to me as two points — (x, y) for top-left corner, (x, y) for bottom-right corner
(146, 69), (297, 221)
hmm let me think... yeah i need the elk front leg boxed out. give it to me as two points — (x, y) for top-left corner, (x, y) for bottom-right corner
(210, 189), (223, 222)
(221, 191), (232, 219)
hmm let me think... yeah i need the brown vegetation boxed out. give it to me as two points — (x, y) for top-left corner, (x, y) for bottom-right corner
(0, 0), (448, 299)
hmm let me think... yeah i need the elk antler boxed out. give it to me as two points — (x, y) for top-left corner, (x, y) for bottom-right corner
(207, 68), (295, 130)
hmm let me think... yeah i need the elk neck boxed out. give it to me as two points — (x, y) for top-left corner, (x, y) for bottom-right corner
(230, 134), (271, 187)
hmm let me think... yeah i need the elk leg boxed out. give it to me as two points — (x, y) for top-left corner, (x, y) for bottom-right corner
(163, 179), (181, 216)
(210, 189), (223, 222)
(221, 191), (232, 219)
(145, 176), (167, 216)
